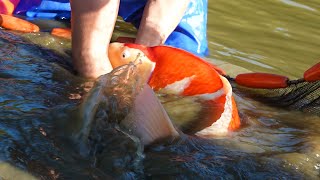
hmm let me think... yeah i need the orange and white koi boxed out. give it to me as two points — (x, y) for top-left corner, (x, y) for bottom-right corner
(108, 42), (241, 137)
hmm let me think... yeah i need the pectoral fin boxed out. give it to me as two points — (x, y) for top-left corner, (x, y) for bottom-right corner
(121, 85), (179, 145)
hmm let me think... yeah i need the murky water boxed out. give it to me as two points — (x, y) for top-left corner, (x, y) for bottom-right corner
(208, 0), (320, 78)
(0, 0), (320, 179)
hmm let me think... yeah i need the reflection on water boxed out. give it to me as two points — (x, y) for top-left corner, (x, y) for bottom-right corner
(0, 0), (319, 179)
(208, 0), (320, 78)
(280, 0), (316, 11)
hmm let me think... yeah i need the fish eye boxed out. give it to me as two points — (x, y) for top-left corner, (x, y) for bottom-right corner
(121, 50), (130, 59)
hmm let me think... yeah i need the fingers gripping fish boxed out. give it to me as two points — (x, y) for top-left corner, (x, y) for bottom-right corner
(108, 43), (241, 138)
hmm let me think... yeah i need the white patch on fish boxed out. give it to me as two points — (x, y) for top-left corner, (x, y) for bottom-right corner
(158, 76), (195, 95)
(196, 76), (233, 136)
(195, 88), (225, 101)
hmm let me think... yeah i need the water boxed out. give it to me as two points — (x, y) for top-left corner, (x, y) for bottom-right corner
(0, 0), (319, 179)
(207, 0), (320, 78)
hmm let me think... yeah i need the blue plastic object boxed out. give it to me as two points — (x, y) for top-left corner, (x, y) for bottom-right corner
(15, 0), (208, 56)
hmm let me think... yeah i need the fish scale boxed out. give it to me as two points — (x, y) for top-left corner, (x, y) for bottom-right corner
(149, 46), (223, 95)
(108, 42), (241, 137)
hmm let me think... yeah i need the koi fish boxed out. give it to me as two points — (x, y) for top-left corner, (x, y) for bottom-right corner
(76, 48), (179, 146)
(108, 42), (241, 138)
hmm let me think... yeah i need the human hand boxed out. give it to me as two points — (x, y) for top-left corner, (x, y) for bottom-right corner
(135, 0), (190, 47)
(73, 51), (113, 79)
(71, 0), (119, 79)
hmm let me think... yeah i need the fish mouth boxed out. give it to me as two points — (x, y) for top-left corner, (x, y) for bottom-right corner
(71, 59), (177, 152)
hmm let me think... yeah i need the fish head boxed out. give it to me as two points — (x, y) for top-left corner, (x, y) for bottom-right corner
(108, 42), (154, 68)
(108, 42), (156, 83)
(107, 42), (179, 145)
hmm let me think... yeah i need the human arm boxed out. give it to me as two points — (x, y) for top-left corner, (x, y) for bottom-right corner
(135, 0), (190, 46)
(71, 0), (119, 79)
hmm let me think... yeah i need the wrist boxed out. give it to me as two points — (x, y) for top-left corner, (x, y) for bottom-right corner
(135, 21), (167, 46)
(72, 50), (112, 79)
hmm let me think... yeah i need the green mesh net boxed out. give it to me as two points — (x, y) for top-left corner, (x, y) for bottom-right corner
(232, 79), (320, 116)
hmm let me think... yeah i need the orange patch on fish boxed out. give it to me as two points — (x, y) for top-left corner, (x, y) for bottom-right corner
(195, 75), (240, 135)
(228, 97), (241, 131)
(147, 46), (223, 96)
(108, 42), (241, 135)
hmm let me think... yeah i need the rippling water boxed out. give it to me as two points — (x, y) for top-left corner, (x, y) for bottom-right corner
(0, 0), (319, 179)
(207, 0), (320, 78)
